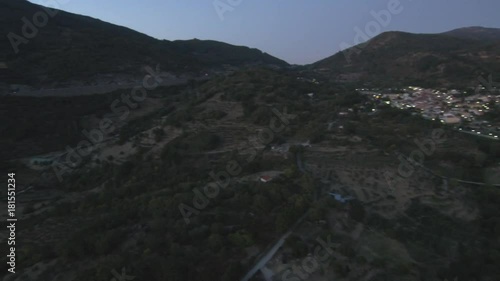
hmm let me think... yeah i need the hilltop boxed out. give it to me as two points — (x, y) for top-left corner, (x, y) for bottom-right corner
(442, 26), (500, 41)
(1, 0), (288, 88)
(312, 28), (500, 87)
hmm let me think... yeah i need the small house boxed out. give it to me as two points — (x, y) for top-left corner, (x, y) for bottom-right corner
(260, 175), (273, 183)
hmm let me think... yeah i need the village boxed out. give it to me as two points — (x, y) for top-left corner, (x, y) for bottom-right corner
(360, 86), (500, 140)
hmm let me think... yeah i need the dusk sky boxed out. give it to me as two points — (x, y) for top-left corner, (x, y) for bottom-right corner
(29, 0), (500, 64)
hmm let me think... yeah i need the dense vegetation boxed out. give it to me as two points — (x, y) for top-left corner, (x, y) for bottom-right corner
(1, 0), (288, 86)
(3, 68), (500, 281)
(312, 30), (500, 88)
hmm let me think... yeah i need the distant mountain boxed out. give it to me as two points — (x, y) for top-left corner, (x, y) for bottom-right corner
(0, 0), (288, 87)
(312, 29), (500, 87)
(442, 26), (500, 42)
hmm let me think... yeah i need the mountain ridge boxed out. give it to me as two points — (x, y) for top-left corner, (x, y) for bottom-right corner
(3, 0), (500, 89)
(311, 27), (500, 87)
(441, 26), (500, 41)
(1, 0), (288, 88)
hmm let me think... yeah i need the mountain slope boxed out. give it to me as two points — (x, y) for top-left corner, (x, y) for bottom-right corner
(0, 0), (288, 87)
(442, 26), (500, 42)
(312, 30), (500, 87)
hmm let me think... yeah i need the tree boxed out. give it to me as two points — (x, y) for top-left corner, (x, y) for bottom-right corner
(349, 201), (365, 222)
(208, 234), (224, 252)
(228, 230), (254, 248)
(153, 127), (165, 142)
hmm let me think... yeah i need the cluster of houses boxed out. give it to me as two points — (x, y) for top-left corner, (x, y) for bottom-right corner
(365, 86), (496, 120)
(378, 88), (496, 124)
(361, 86), (500, 139)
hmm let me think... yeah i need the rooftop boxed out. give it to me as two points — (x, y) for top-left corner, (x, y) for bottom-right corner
(260, 175), (273, 183)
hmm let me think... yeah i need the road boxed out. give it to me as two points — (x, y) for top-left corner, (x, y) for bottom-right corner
(240, 151), (312, 281)
(5, 76), (210, 97)
(239, 212), (309, 281)
(239, 230), (292, 281)
(457, 129), (499, 141)
(399, 154), (500, 187)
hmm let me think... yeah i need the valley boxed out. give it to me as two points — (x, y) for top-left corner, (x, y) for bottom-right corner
(1, 1), (500, 281)
(2, 68), (500, 281)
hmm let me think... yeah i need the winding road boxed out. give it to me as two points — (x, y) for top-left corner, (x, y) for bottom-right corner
(239, 151), (312, 281)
